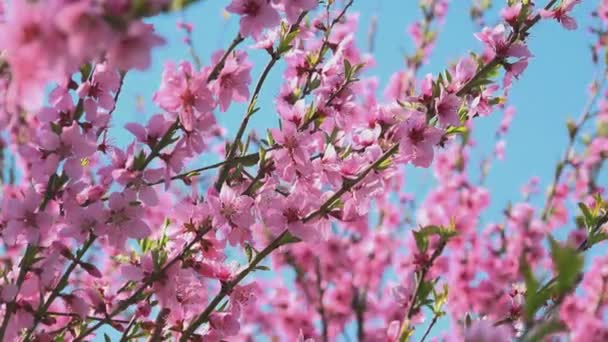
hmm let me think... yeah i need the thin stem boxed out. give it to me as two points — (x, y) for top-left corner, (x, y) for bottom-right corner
(516, 212), (608, 340)
(207, 34), (245, 82)
(456, 0), (559, 98)
(540, 70), (607, 220)
(301, 0), (354, 97)
(420, 314), (440, 342)
(315, 259), (329, 342)
(47, 311), (130, 324)
(139, 121), (180, 172)
(398, 240), (447, 340)
(180, 230), (291, 340)
(0, 244), (37, 340)
(119, 315), (137, 342)
(23, 235), (97, 340)
(148, 308), (170, 342)
(353, 287), (366, 342)
(74, 227), (211, 340)
(303, 143), (399, 223)
(214, 13), (308, 192)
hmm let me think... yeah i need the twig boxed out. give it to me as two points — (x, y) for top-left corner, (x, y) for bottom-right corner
(420, 314), (440, 342)
(74, 227), (211, 340)
(214, 12), (308, 192)
(23, 235), (97, 340)
(398, 240), (447, 340)
(315, 259), (329, 342)
(540, 71), (607, 220)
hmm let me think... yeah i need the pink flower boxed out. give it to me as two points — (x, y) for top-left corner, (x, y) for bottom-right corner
(61, 294), (90, 319)
(40, 123), (97, 179)
(209, 312), (240, 336)
(540, 0), (581, 30)
(474, 24), (532, 60)
(154, 61), (214, 131)
(451, 57), (477, 90)
(61, 201), (106, 242)
(106, 21), (165, 71)
(384, 70), (414, 101)
(397, 111), (443, 167)
(208, 186), (255, 243)
(226, 0), (280, 38)
(275, 0), (318, 23)
(0, 0), (66, 111)
(125, 114), (173, 147)
(270, 121), (310, 166)
(435, 89), (461, 127)
(104, 190), (151, 247)
(211, 50), (253, 112)
(500, 3), (522, 26)
(77, 63), (121, 115)
(54, 2), (112, 62)
(260, 193), (320, 241)
(464, 320), (510, 342)
(3, 190), (53, 245)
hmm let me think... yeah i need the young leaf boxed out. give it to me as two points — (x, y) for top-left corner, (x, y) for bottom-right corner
(549, 236), (583, 295)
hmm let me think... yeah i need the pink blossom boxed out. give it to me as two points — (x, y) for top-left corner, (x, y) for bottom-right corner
(276, 0), (318, 24)
(106, 22), (165, 71)
(208, 186), (255, 244)
(464, 320), (511, 342)
(540, 0), (581, 30)
(474, 24), (532, 60)
(154, 61), (214, 131)
(397, 111), (443, 167)
(211, 50), (253, 112)
(226, 0), (280, 38)
(103, 190), (151, 247)
(435, 89), (461, 127)
(260, 192), (320, 241)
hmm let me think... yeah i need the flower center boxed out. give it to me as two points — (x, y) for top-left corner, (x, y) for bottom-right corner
(283, 207), (300, 223)
(408, 126), (426, 144)
(243, 1), (260, 16)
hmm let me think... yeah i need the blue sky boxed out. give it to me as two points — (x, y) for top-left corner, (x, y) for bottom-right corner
(105, 0), (601, 340)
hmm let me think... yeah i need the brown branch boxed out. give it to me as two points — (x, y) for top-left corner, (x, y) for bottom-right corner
(214, 12), (308, 192)
(74, 227), (211, 340)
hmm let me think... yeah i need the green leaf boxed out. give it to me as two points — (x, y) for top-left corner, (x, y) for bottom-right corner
(524, 319), (565, 342)
(266, 129), (275, 146)
(374, 158), (392, 171)
(308, 78), (322, 92)
(170, 0), (198, 11)
(445, 70), (452, 83)
(240, 153), (260, 167)
(521, 260), (545, 321)
(344, 59), (353, 79)
(549, 236), (583, 295)
(80, 63), (93, 82)
(578, 202), (595, 229)
(133, 151), (147, 170)
(413, 230), (429, 252)
(255, 265), (270, 271)
(104, 334), (112, 342)
(278, 231), (301, 245)
(244, 244), (253, 262)
(415, 279), (434, 309)
(445, 126), (468, 136)
(277, 28), (300, 55)
(588, 232), (608, 246)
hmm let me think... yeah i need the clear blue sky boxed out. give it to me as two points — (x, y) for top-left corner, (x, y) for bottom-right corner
(106, 0), (600, 340)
